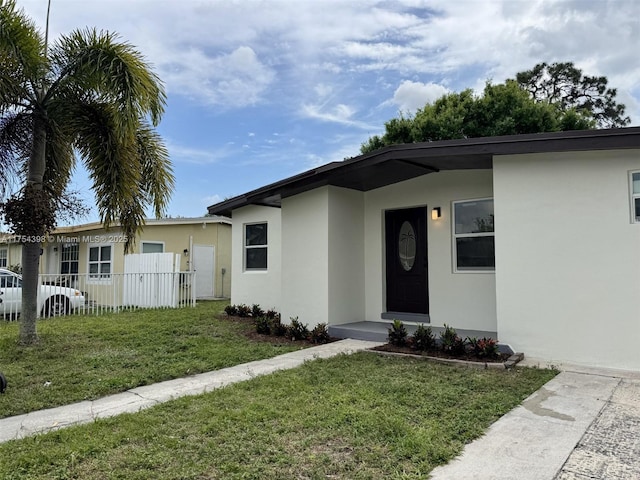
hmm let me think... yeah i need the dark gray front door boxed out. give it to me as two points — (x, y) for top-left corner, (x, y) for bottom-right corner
(385, 207), (429, 314)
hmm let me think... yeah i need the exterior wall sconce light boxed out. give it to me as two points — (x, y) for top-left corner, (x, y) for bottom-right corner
(431, 207), (441, 220)
(183, 249), (189, 256)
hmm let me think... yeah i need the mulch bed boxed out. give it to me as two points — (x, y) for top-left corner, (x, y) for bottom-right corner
(220, 314), (337, 347)
(372, 343), (511, 363)
(245, 330), (319, 346)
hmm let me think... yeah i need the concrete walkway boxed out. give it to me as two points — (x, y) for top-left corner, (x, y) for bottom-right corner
(0, 339), (382, 444)
(430, 366), (640, 480)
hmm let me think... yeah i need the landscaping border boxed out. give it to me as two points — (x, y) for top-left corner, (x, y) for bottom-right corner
(369, 349), (525, 370)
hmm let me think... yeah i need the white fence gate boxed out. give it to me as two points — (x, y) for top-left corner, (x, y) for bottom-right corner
(123, 253), (182, 307)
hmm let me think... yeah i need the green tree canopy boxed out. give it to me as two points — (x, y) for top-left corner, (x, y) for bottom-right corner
(515, 61), (630, 128)
(0, 0), (174, 343)
(361, 80), (593, 154)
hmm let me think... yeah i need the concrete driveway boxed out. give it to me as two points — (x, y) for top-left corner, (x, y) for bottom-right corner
(430, 364), (640, 480)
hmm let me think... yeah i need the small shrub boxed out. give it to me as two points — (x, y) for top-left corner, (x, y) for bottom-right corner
(387, 319), (408, 347)
(236, 304), (251, 317)
(251, 304), (265, 318)
(265, 309), (279, 320)
(254, 316), (271, 335)
(287, 317), (309, 341)
(412, 324), (435, 351)
(271, 315), (287, 336)
(224, 304), (238, 316)
(310, 323), (330, 344)
(440, 324), (466, 355)
(468, 336), (499, 358)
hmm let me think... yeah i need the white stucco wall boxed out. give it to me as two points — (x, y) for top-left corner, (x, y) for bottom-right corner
(279, 186), (365, 329)
(328, 187), (365, 326)
(230, 205), (281, 310)
(281, 188), (330, 327)
(494, 150), (640, 371)
(364, 170), (496, 332)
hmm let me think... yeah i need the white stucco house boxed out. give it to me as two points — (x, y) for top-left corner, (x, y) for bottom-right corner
(208, 127), (640, 372)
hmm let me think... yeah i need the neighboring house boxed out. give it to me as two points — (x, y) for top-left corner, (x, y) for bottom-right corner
(0, 217), (232, 300)
(0, 233), (21, 271)
(208, 127), (640, 372)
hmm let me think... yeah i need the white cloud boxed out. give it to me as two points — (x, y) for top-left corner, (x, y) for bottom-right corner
(391, 81), (450, 113)
(161, 46), (275, 108)
(300, 103), (380, 130)
(202, 194), (222, 206)
(314, 83), (333, 98)
(167, 142), (235, 165)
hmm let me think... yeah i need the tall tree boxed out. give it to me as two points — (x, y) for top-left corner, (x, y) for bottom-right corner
(0, 0), (174, 344)
(361, 80), (592, 154)
(515, 61), (630, 128)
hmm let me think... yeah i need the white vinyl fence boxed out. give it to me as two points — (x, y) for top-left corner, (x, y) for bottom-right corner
(0, 271), (196, 320)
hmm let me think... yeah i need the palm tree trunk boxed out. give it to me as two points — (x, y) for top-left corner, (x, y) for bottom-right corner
(19, 114), (48, 344)
(20, 241), (41, 343)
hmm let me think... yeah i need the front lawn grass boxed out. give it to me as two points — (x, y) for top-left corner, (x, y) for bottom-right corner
(0, 301), (304, 418)
(0, 353), (556, 479)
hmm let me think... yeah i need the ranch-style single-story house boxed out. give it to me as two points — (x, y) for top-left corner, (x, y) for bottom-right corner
(208, 127), (640, 372)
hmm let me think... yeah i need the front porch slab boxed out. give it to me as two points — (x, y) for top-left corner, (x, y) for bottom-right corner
(329, 321), (514, 354)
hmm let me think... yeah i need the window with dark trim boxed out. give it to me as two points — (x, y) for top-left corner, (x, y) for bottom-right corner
(453, 198), (495, 271)
(631, 171), (640, 223)
(0, 248), (7, 268)
(244, 223), (267, 270)
(61, 243), (79, 276)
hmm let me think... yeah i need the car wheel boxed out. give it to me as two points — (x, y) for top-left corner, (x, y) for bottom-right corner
(43, 296), (70, 318)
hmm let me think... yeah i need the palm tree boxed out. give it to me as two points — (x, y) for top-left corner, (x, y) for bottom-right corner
(0, 0), (174, 344)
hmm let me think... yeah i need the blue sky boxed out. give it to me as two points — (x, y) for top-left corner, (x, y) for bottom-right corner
(14, 0), (640, 223)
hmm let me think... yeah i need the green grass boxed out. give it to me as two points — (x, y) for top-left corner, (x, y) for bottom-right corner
(0, 353), (556, 479)
(0, 301), (305, 418)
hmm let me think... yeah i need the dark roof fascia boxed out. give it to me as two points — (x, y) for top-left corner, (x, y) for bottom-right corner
(208, 127), (640, 216)
(346, 126), (640, 161)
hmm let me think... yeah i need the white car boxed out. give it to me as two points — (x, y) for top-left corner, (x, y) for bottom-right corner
(0, 268), (85, 318)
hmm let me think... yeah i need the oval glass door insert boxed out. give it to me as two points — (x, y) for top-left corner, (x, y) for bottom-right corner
(398, 221), (416, 271)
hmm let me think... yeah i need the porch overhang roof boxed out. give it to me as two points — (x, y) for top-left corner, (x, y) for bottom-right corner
(208, 127), (640, 217)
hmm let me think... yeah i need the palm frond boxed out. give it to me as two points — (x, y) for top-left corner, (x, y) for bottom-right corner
(0, 111), (29, 197)
(48, 28), (165, 129)
(0, 0), (45, 103)
(71, 100), (146, 250)
(136, 122), (174, 218)
(42, 97), (77, 197)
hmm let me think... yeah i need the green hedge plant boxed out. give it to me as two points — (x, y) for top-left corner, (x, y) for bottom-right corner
(388, 320), (408, 347)
(412, 324), (435, 351)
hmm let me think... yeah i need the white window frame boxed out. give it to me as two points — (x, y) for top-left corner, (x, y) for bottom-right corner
(452, 197), (495, 273)
(244, 222), (268, 272)
(141, 241), (165, 254)
(0, 247), (7, 268)
(630, 170), (640, 224)
(87, 243), (113, 283)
